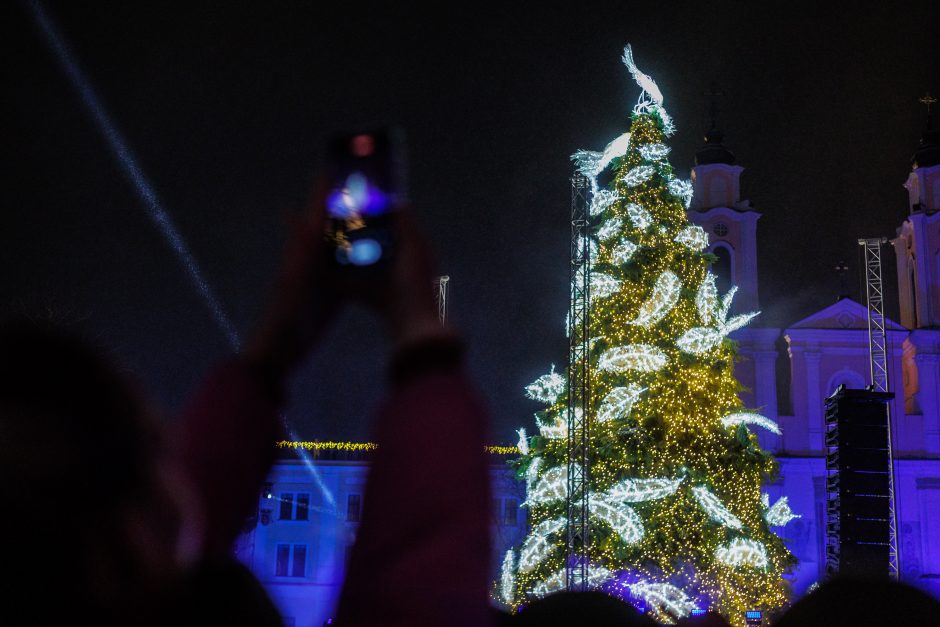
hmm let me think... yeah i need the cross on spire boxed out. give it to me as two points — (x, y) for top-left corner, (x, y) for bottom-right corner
(920, 92), (937, 130)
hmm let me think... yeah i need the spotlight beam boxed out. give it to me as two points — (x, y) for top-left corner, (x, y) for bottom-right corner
(27, 1), (335, 508)
(27, 0), (240, 349)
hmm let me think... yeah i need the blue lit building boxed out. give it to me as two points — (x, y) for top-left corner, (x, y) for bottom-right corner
(237, 122), (940, 624)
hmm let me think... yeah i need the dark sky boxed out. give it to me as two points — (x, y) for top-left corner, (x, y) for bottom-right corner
(5, 1), (939, 443)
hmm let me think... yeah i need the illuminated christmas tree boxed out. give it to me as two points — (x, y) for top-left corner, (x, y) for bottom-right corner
(500, 46), (797, 625)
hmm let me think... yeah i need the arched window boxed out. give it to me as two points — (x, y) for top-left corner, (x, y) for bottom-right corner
(826, 369), (866, 396)
(711, 244), (734, 296)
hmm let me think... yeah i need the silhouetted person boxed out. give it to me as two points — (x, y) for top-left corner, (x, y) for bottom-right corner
(775, 577), (940, 627)
(509, 591), (660, 627)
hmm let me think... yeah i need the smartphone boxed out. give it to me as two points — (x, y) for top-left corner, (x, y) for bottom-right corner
(324, 129), (406, 268)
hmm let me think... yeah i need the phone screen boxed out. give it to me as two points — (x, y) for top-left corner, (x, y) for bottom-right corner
(325, 130), (404, 267)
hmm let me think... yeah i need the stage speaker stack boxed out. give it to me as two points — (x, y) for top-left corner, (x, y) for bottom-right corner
(825, 385), (894, 578)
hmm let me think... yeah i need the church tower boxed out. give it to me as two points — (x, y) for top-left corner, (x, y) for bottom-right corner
(892, 103), (940, 329)
(892, 98), (940, 451)
(689, 116), (760, 314)
(687, 100), (778, 439)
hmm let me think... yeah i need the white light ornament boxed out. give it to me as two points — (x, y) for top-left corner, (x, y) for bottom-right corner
(598, 344), (668, 373)
(596, 217), (623, 242)
(629, 271), (681, 326)
(674, 225), (709, 252)
(667, 178), (694, 208)
(695, 273), (718, 325)
(692, 486), (743, 529)
(591, 273), (622, 299)
(524, 365), (566, 404)
(763, 494), (800, 527)
(538, 414), (569, 440)
(589, 494), (644, 545)
(626, 203), (653, 230)
(627, 581), (697, 619)
(715, 538), (769, 569)
(612, 239), (639, 265)
(677, 278), (759, 355)
(525, 464), (577, 506)
(518, 517), (566, 573)
(531, 569), (566, 598)
(622, 165), (655, 188)
(590, 189), (619, 216)
(720, 412), (782, 435)
(638, 142), (670, 162)
(607, 476), (683, 503)
(525, 456), (543, 491)
(571, 132), (632, 179)
(596, 383), (646, 423)
(516, 428), (529, 455)
(499, 550), (516, 604)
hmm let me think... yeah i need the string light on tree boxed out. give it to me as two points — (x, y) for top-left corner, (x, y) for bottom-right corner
(597, 217), (624, 241)
(598, 344), (668, 372)
(628, 582), (697, 618)
(500, 551), (516, 604)
(518, 518), (566, 572)
(611, 238), (639, 265)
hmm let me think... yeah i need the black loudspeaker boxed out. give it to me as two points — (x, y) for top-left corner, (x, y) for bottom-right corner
(825, 385), (894, 578)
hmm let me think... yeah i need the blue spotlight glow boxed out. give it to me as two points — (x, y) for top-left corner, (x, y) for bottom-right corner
(27, 0), (240, 349)
(28, 0), (335, 509)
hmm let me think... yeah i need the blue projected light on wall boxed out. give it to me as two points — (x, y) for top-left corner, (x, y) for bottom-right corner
(27, 0), (336, 510)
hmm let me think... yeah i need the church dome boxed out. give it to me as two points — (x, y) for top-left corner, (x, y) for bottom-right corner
(694, 127), (736, 165)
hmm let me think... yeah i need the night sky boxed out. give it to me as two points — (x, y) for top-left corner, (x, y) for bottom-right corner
(6, 1), (939, 443)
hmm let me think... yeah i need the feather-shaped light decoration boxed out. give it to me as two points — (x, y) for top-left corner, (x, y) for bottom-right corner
(518, 517), (566, 573)
(589, 495), (644, 545)
(622, 165), (655, 187)
(625, 203), (653, 230)
(606, 476), (683, 503)
(629, 271), (681, 326)
(764, 495), (800, 527)
(674, 225), (709, 251)
(524, 365), (566, 404)
(627, 581), (697, 618)
(692, 486), (743, 529)
(598, 345), (668, 373)
(720, 412), (782, 435)
(611, 238), (639, 265)
(596, 383), (646, 423)
(715, 538), (769, 569)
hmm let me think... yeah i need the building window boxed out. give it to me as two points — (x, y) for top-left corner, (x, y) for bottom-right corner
(296, 493), (310, 521)
(279, 493), (294, 521)
(712, 222), (729, 237)
(275, 543), (309, 578)
(292, 545), (307, 577)
(712, 244), (733, 297)
(276, 544), (291, 576)
(347, 494), (362, 522)
(278, 492), (312, 521)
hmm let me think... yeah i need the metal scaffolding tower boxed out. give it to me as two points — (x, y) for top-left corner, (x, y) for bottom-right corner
(566, 172), (592, 590)
(857, 237), (900, 578)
